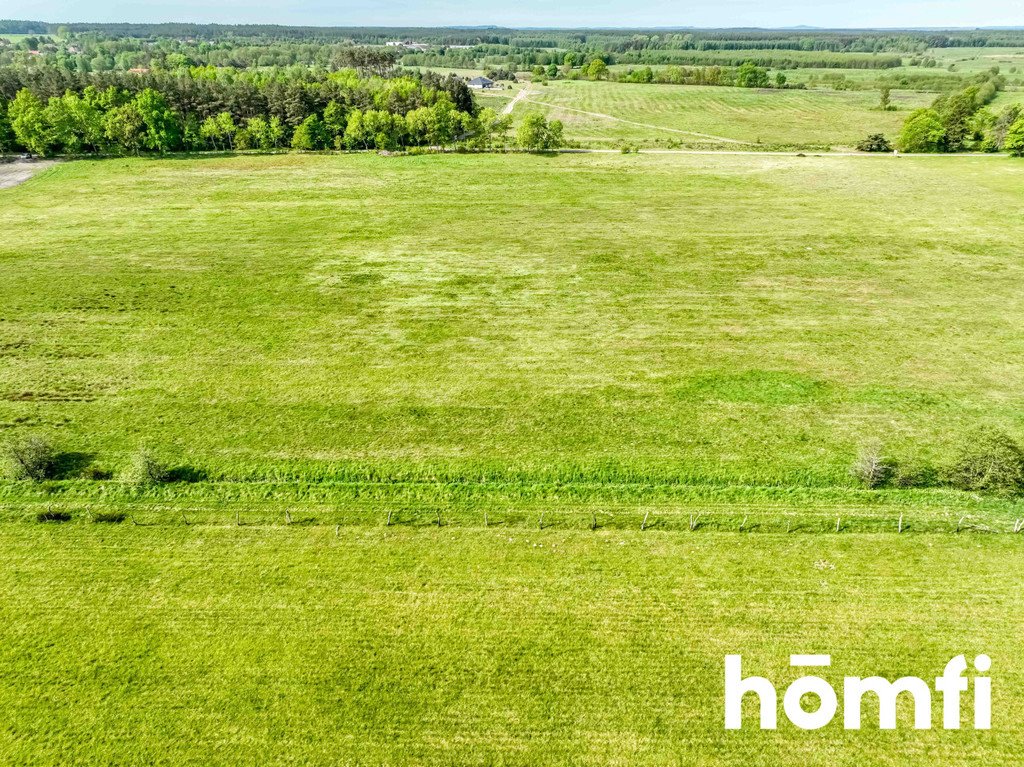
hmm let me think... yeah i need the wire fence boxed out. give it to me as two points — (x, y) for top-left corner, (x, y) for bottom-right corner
(4, 499), (1024, 536)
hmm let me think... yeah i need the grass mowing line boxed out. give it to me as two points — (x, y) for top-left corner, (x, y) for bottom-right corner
(520, 80), (932, 147)
(521, 96), (754, 144)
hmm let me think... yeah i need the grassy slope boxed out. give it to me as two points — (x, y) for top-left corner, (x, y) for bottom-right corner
(517, 80), (931, 148)
(0, 524), (1019, 766)
(1, 153), (1024, 524)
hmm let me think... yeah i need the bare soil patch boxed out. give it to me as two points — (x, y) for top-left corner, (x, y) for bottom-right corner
(0, 159), (55, 190)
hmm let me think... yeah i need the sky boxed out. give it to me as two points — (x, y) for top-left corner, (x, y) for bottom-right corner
(3, 0), (1023, 30)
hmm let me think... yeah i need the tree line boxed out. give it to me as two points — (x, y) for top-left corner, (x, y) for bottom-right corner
(0, 65), (568, 155)
(894, 70), (1024, 154)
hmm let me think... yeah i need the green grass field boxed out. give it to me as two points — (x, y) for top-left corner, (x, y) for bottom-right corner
(1, 524), (1021, 766)
(3, 151), (1024, 765)
(924, 46), (1024, 74)
(516, 80), (931, 148)
(2, 152), (1024, 527)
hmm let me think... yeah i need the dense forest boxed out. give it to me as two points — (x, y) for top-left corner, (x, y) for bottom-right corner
(0, 63), (539, 155)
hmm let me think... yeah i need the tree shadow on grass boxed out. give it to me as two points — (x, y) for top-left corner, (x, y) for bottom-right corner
(52, 451), (95, 479)
(166, 465), (209, 483)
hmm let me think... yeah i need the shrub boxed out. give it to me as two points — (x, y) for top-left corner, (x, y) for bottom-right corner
(123, 447), (169, 487)
(856, 134), (892, 152)
(3, 435), (56, 481)
(946, 428), (1024, 494)
(850, 442), (892, 488)
(891, 461), (938, 489)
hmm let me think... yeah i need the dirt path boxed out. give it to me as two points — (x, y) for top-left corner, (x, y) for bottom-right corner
(0, 159), (55, 190)
(503, 86), (534, 115)
(521, 98), (753, 145)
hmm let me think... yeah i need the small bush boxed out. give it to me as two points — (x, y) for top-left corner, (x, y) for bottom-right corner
(946, 428), (1024, 494)
(850, 442), (892, 488)
(857, 133), (893, 152)
(36, 509), (71, 523)
(3, 435), (56, 482)
(891, 461), (938, 489)
(123, 447), (169, 487)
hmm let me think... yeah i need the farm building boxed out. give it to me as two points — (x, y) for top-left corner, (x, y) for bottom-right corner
(468, 76), (495, 89)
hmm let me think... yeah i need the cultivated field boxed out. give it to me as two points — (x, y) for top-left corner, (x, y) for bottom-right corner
(515, 80), (931, 148)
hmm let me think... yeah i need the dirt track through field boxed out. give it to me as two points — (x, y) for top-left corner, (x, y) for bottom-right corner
(522, 97), (754, 145)
(0, 160), (55, 190)
(503, 86), (534, 115)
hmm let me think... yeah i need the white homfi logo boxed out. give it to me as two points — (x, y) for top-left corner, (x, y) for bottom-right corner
(724, 654), (991, 730)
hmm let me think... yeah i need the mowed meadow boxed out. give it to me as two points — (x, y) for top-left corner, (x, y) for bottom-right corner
(3, 153), (1024, 765)
(0, 525), (1021, 766)
(4, 154), (1024, 494)
(514, 80), (932, 148)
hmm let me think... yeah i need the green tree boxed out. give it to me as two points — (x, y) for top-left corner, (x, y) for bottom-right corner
(403, 107), (431, 147)
(133, 89), (181, 153)
(433, 98), (463, 146)
(516, 113), (564, 151)
(897, 108), (946, 153)
(879, 87), (892, 111)
(291, 114), (329, 150)
(363, 109), (403, 151)
(0, 100), (13, 153)
(934, 89), (978, 151)
(200, 112), (237, 150)
(215, 112), (237, 149)
(8, 89), (52, 156)
(267, 116), (285, 149)
(44, 91), (104, 154)
(775, 72), (787, 88)
(1005, 114), (1024, 157)
(343, 109), (369, 149)
(323, 101), (348, 141)
(469, 107), (512, 148)
(246, 116), (285, 150)
(736, 61), (770, 88)
(587, 59), (608, 80)
(103, 102), (145, 154)
(987, 105), (1021, 151)
(247, 116), (270, 150)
